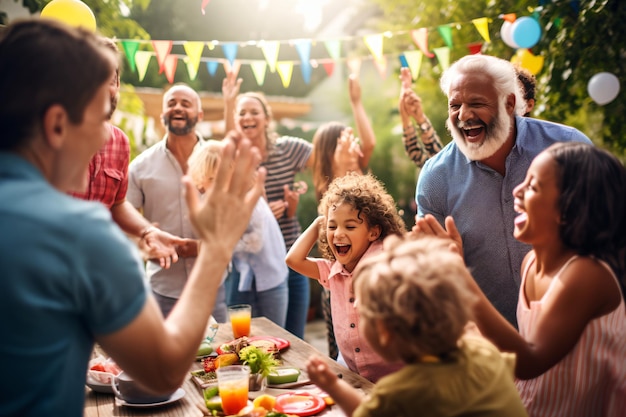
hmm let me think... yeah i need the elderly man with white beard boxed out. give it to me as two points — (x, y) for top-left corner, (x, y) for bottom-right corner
(414, 55), (591, 327)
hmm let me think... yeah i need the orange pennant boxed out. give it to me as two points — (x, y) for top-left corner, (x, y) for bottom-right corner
(163, 55), (178, 83)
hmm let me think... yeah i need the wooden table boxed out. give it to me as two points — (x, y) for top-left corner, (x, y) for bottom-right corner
(84, 317), (373, 416)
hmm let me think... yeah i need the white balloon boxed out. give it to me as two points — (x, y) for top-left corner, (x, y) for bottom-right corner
(500, 21), (519, 49)
(587, 72), (621, 105)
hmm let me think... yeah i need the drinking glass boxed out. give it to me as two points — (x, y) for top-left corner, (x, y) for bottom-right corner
(216, 365), (250, 415)
(228, 304), (251, 339)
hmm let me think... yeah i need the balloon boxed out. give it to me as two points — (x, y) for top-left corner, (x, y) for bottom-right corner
(40, 0), (96, 32)
(587, 72), (621, 105)
(500, 21), (519, 49)
(511, 17), (541, 49)
(511, 49), (544, 75)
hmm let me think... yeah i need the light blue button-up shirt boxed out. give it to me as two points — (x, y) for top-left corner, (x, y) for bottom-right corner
(416, 116), (592, 326)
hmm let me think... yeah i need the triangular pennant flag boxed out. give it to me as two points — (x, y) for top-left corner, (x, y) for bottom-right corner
(324, 39), (341, 60)
(121, 40), (140, 73)
(151, 40), (173, 74)
(250, 61), (267, 86)
(201, 0), (210, 15)
(433, 47), (451, 71)
(221, 43), (238, 66)
(472, 17), (491, 43)
(163, 54), (178, 84)
(364, 34), (384, 63)
(206, 60), (219, 76)
(134, 51), (152, 82)
(372, 55), (388, 79)
(206, 41), (216, 50)
(261, 41), (280, 72)
(437, 25), (454, 48)
(500, 13), (516, 23)
(223, 60), (241, 78)
(399, 54), (409, 68)
(410, 28), (435, 58)
(467, 42), (483, 55)
(322, 61), (334, 77)
(276, 61), (293, 88)
(403, 50), (423, 80)
(346, 57), (361, 75)
(294, 40), (312, 84)
(183, 41), (204, 80)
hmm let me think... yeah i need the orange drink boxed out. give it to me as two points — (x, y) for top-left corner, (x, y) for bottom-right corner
(228, 304), (251, 338)
(217, 365), (250, 415)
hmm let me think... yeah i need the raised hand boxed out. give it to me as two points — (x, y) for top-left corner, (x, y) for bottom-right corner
(334, 127), (362, 175)
(348, 73), (361, 104)
(222, 70), (242, 103)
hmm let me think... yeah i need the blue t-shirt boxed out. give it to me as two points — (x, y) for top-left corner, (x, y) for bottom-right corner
(0, 153), (147, 417)
(416, 116), (592, 326)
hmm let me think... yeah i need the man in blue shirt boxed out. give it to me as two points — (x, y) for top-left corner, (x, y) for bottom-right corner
(414, 55), (591, 327)
(0, 19), (264, 417)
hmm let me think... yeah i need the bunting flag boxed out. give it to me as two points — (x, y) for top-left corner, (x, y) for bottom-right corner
(221, 43), (238, 66)
(201, 0), (210, 15)
(437, 25), (454, 48)
(472, 17), (491, 43)
(261, 41), (280, 72)
(433, 47), (451, 71)
(467, 42), (483, 55)
(223, 59), (241, 78)
(324, 39), (341, 60)
(151, 40), (173, 74)
(364, 34), (384, 63)
(398, 54), (409, 68)
(322, 61), (334, 77)
(294, 40), (312, 84)
(183, 41), (204, 80)
(250, 60), (267, 86)
(206, 41), (216, 50)
(206, 60), (219, 76)
(163, 54), (178, 83)
(135, 51), (152, 82)
(372, 55), (388, 79)
(410, 28), (435, 58)
(403, 50), (423, 80)
(276, 61), (293, 88)
(346, 57), (362, 75)
(120, 40), (140, 72)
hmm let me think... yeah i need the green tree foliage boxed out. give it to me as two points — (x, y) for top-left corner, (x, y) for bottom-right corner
(367, 0), (625, 155)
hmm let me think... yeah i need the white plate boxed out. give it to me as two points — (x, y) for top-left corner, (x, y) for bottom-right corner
(117, 388), (185, 408)
(86, 375), (114, 394)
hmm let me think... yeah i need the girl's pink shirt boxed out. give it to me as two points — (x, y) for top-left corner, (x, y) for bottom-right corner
(313, 241), (402, 382)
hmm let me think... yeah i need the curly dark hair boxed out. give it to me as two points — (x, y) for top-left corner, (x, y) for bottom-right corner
(547, 142), (626, 294)
(317, 172), (406, 261)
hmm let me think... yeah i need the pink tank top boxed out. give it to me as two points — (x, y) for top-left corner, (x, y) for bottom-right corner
(515, 254), (626, 417)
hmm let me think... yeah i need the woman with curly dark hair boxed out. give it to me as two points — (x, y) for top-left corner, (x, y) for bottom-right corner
(286, 172), (405, 382)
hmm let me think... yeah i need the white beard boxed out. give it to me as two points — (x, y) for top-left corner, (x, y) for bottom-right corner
(447, 99), (512, 161)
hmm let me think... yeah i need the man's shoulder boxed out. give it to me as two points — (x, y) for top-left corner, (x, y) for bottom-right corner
(518, 117), (591, 145)
(129, 140), (165, 168)
(421, 142), (463, 174)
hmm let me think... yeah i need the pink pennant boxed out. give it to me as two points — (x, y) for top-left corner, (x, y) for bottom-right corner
(151, 40), (173, 74)
(201, 0), (211, 15)
(410, 28), (435, 58)
(163, 55), (178, 84)
(322, 61), (334, 77)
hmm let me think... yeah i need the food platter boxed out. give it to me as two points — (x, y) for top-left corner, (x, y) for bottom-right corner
(86, 375), (114, 394)
(216, 336), (290, 355)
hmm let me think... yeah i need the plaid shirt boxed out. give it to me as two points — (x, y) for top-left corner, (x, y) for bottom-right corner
(70, 124), (130, 209)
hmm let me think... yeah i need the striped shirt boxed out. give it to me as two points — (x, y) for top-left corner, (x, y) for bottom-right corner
(516, 254), (626, 417)
(261, 136), (312, 249)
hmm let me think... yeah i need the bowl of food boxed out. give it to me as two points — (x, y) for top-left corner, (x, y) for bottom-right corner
(88, 356), (122, 385)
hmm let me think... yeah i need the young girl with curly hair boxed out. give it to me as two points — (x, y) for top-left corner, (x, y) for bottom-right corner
(286, 172), (406, 382)
(305, 235), (528, 417)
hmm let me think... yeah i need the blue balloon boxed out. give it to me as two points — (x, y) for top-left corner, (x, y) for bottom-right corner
(511, 17), (542, 49)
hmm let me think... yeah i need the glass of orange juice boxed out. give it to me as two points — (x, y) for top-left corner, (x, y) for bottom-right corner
(216, 365), (250, 415)
(228, 304), (251, 339)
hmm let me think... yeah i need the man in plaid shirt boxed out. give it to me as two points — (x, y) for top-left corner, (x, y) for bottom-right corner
(70, 38), (184, 268)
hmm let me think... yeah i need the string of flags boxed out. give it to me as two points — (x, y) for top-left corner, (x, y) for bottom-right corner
(117, 12), (533, 86)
